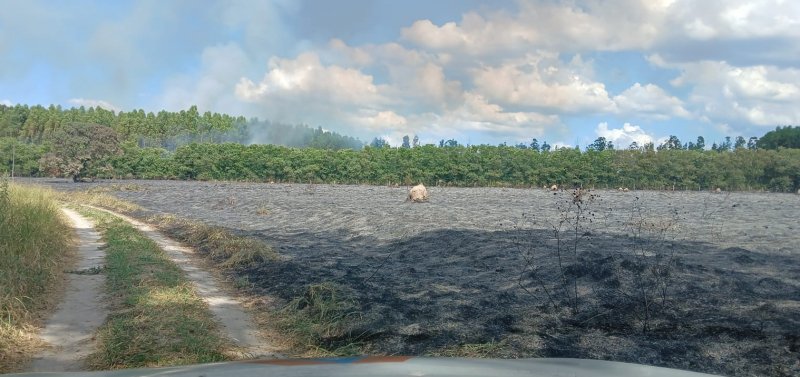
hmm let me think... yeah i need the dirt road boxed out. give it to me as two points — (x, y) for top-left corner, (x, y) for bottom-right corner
(84, 205), (278, 359)
(28, 209), (107, 372)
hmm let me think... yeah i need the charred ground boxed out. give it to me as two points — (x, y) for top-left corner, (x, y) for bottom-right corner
(33, 179), (800, 376)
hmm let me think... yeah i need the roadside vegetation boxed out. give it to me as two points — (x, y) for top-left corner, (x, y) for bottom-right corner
(0, 180), (72, 373)
(76, 208), (232, 369)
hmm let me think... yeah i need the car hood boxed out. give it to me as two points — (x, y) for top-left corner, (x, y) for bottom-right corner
(14, 357), (721, 377)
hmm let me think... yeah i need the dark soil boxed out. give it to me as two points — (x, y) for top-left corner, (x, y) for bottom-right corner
(34, 178), (800, 376)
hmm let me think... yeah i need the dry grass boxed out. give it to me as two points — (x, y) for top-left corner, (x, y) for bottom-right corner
(86, 183), (146, 194)
(56, 190), (142, 213)
(0, 180), (73, 373)
(147, 214), (278, 268)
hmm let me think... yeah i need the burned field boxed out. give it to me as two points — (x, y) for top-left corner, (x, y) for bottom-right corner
(40, 179), (800, 376)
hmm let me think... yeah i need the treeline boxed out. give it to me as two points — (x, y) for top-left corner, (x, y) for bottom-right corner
(6, 141), (797, 192)
(0, 104), (363, 150)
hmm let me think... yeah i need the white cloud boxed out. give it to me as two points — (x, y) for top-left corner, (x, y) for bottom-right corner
(351, 110), (408, 131)
(613, 83), (690, 119)
(471, 53), (615, 113)
(596, 122), (655, 148)
(68, 98), (119, 112)
(401, 1), (672, 54)
(453, 92), (559, 132)
(667, 60), (800, 126)
(1, 99), (12, 106)
(669, 1), (800, 41)
(235, 52), (385, 106)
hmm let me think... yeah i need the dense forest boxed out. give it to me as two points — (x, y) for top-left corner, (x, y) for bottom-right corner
(1, 104), (799, 192)
(0, 104), (363, 150)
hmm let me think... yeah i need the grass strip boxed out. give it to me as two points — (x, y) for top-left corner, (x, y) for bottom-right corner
(79, 208), (231, 369)
(0, 180), (73, 373)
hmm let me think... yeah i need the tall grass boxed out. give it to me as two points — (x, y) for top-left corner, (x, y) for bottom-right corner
(0, 179), (72, 372)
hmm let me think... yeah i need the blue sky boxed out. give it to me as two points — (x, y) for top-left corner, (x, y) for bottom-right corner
(1, 0), (799, 148)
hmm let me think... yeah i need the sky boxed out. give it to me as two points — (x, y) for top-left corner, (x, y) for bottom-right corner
(1, 0), (799, 148)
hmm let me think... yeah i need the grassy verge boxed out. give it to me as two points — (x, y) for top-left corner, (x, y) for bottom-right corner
(78, 208), (232, 369)
(0, 180), (73, 373)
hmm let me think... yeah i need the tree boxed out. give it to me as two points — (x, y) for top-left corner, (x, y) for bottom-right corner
(734, 136), (746, 149)
(541, 141), (551, 152)
(658, 135), (682, 150)
(412, 135), (420, 148)
(402, 135), (411, 148)
(369, 137), (390, 148)
(720, 136), (733, 151)
(757, 126), (800, 149)
(588, 137), (608, 151)
(628, 141), (640, 150)
(747, 137), (758, 150)
(39, 122), (121, 182)
(530, 138), (540, 151)
(695, 136), (705, 150)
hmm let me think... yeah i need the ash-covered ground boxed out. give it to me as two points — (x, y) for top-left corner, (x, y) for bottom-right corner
(35, 178), (800, 376)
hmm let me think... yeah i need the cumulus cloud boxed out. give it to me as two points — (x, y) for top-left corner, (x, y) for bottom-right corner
(471, 53), (615, 113)
(68, 98), (120, 112)
(350, 110), (408, 131)
(613, 83), (690, 119)
(401, 1), (672, 54)
(596, 122), (655, 148)
(664, 59), (800, 126)
(236, 52), (385, 106)
(1, 99), (13, 106)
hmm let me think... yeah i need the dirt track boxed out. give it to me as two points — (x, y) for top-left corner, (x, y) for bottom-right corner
(85, 205), (279, 359)
(34, 179), (800, 376)
(28, 209), (107, 372)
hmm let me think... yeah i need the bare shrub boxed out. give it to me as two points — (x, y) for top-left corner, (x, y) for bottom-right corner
(511, 188), (598, 316)
(510, 189), (683, 333)
(613, 196), (682, 333)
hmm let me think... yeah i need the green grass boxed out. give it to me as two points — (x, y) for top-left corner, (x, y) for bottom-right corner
(79, 208), (232, 369)
(0, 180), (73, 373)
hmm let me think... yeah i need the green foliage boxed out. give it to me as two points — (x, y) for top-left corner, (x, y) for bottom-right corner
(0, 104), (362, 151)
(0, 138), (45, 176)
(757, 125), (800, 149)
(39, 123), (121, 181)
(106, 142), (798, 192)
